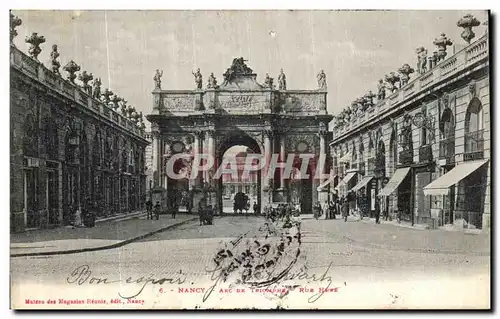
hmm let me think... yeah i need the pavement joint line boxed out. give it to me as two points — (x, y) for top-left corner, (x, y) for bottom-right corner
(10, 217), (198, 258)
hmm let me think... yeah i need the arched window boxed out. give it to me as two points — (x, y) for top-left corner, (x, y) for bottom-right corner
(112, 137), (119, 171)
(367, 136), (375, 174)
(121, 142), (128, 172)
(23, 114), (37, 158)
(465, 98), (484, 133)
(80, 133), (88, 166)
(440, 108), (455, 139)
(92, 131), (102, 168)
(465, 98), (484, 156)
(359, 140), (365, 174)
(65, 128), (78, 163)
(104, 137), (112, 169)
(44, 118), (59, 160)
(376, 140), (386, 177)
(389, 127), (398, 174)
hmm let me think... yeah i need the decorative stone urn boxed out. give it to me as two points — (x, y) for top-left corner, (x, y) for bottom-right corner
(63, 60), (81, 84)
(433, 33), (453, 62)
(457, 14), (481, 44)
(398, 64), (415, 86)
(25, 32), (46, 60)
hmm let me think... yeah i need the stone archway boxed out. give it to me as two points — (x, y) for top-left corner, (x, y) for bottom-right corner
(147, 58), (333, 214)
(215, 132), (263, 214)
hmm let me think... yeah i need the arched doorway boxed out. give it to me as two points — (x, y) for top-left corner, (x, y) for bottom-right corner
(216, 134), (262, 215)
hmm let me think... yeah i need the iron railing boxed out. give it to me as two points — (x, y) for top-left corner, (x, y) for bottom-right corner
(464, 129), (484, 161)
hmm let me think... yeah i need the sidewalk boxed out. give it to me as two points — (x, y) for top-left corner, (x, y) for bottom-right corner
(302, 215), (491, 255)
(360, 216), (430, 230)
(10, 213), (197, 257)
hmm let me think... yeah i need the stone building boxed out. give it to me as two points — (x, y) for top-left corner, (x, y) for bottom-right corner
(10, 17), (149, 232)
(330, 15), (490, 230)
(147, 58), (333, 215)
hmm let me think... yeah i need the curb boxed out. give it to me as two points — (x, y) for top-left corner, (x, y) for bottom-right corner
(95, 211), (147, 224)
(359, 218), (430, 230)
(11, 217), (197, 258)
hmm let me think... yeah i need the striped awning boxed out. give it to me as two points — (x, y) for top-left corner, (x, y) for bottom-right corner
(378, 167), (411, 197)
(351, 175), (374, 192)
(423, 160), (488, 196)
(337, 172), (357, 189)
(316, 178), (332, 191)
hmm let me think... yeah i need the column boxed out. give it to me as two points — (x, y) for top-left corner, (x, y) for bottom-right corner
(162, 140), (169, 189)
(193, 132), (202, 187)
(317, 131), (328, 204)
(151, 131), (161, 187)
(207, 130), (216, 207)
(204, 130), (215, 185)
(264, 131), (272, 187)
(279, 135), (286, 190)
(262, 130), (272, 207)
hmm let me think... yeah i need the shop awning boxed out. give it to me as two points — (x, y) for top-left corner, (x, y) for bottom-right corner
(339, 152), (352, 163)
(351, 175), (374, 192)
(316, 178), (332, 191)
(378, 167), (411, 197)
(423, 160), (488, 196)
(338, 172), (357, 188)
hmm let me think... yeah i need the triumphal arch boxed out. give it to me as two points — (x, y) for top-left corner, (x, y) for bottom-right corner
(147, 58), (333, 214)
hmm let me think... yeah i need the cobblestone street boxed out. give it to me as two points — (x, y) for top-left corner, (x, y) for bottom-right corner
(11, 215), (490, 309)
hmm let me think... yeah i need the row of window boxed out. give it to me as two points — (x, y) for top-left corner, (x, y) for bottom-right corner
(333, 96), (486, 174)
(22, 116), (144, 173)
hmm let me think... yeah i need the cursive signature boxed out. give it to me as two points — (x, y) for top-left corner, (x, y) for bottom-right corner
(66, 265), (187, 299)
(202, 261), (336, 303)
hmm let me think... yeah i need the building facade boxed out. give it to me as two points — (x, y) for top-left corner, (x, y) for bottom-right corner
(147, 58), (333, 215)
(10, 18), (149, 232)
(330, 17), (490, 230)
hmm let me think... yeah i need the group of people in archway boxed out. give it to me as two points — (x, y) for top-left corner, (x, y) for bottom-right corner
(232, 192), (261, 215)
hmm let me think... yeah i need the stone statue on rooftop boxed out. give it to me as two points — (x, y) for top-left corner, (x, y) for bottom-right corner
(192, 68), (203, 89)
(278, 68), (286, 90)
(317, 70), (327, 90)
(153, 69), (163, 90)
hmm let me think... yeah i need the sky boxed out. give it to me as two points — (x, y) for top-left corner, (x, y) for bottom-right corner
(11, 10), (489, 130)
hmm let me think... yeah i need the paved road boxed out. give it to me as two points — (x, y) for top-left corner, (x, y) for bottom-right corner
(11, 216), (490, 309)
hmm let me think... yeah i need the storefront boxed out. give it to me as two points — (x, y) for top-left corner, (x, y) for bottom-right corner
(351, 175), (374, 217)
(423, 159), (488, 229)
(379, 167), (412, 222)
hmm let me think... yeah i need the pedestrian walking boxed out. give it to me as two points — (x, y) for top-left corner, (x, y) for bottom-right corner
(253, 202), (260, 216)
(171, 201), (178, 219)
(154, 201), (160, 220)
(375, 198), (381, 224)
(186, 198), (192, 214)
(342, 200), (348, 222)
(146, 199), (153, 220)
(329, 200), (336, 220)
